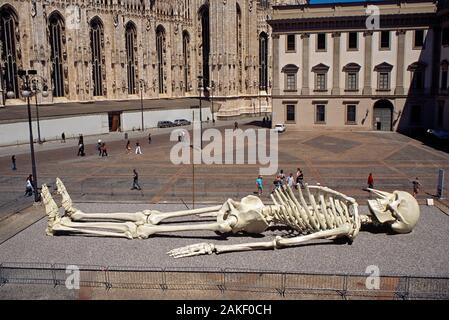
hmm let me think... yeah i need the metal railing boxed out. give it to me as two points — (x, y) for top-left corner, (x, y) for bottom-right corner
(0, 262), (448, 299)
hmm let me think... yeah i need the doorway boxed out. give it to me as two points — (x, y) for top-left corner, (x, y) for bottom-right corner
(108, 112), (121, 132)
(373, 100), (394, 131)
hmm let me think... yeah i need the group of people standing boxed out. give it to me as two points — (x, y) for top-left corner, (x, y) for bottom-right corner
(256, 168), (305, 196)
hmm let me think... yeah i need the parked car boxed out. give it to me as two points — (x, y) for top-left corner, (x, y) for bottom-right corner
(274, 124), (286, 133)
(174, 119), (191, 126)
(157, 121), (175, 128)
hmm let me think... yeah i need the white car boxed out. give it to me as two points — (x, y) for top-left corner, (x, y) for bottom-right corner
(274, 124), (286, 133)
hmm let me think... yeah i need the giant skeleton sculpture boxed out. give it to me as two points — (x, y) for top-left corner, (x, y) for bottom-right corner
(41, 178), (420, 258)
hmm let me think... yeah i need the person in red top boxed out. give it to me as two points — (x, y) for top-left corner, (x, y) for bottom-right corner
(367, 173), (374, 189)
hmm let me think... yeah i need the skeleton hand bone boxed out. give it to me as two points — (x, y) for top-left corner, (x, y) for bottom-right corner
(167, 243), (216, 258)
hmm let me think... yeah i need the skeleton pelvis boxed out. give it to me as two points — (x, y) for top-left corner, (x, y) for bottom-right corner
(228, 196), (269, 234)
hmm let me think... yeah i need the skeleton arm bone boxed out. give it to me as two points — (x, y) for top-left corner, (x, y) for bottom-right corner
(168, 224), (353, 258)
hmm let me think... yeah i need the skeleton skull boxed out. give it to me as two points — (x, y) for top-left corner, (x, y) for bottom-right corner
(367, 189), (420, 234)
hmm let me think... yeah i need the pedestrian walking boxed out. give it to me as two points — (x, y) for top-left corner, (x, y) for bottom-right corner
(97, 140), (102, 156)
(61, 132), (66, 143)
(11, 155), (16, 171)
(287, 173), (294, 188)
(367, 173), (374, 189)
(126, 140), (132, 154)
(131, 169), (142, 190)
(135, 142), (142, 154)
(78, 134), (84, 146)
(100, 143), (108, 157)
(234, 121), (238, 130)
(77, 142), (85, 156)
(272, 176), (282, 193)
(412, 177), (421, 198)
(256, 175), (263, 196)
(148, 133), (152, 144)
(296, 168), (304, 189)
(25, 174), (34, 197)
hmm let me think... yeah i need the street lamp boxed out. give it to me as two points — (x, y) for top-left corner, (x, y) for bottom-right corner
(7, 69), (41, 202)
(198, 75), (204, 150)
(31, 79), (49, 144)
(206, 80), (215, 124)
(139, 79), (145, 131)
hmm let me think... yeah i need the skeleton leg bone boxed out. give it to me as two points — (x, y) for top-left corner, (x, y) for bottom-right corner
(168, 224), (353, 258)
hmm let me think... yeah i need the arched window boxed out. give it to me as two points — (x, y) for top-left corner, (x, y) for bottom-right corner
(199, 5), (210, 87)
(0, 6), (20, 99)
(90, 17), (105, 96)
(156, 25), (166, 94)
(182, 30), (191, 92)
(259, 32), (268, 91)
(48, 12), (66, 97)
(236, 3), (242, 92)
(125, 22), (137, 95)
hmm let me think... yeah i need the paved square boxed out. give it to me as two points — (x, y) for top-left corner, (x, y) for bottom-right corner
(0, 123), (448, 220)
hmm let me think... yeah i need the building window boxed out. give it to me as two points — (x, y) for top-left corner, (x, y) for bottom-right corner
(437, 101), (444, 127)
(378, 73), (390, 90)
(374, 62), (393, 91)
(286, 34), (296, 52)
(408, 61), (427, 91)
(286, 74), (296, 91)
(410, 105), (422, 125)
(259, 32), (268, 90)
(346, 105), (357, 124)
(0, 7), (20, 99)
(316, 73), (326, 91)
(442, 27), (449, 46)
(90, 17), (105, 97)
(200, 4), (210, 87)
(182, 31), (191, 92)
(312, 63), (329, 91)
(441, 60), (448, 90)
(411, 71), (424, 90)
(347, 73), (358, 91)
(235, 4), (241, 92)
(414, 30), (424, 48)
(348, 32), (358, 50)
(343, 63), (361, 91)
(156, 25), (166, 94)
(317, 33), (326, 51)
(380, 31), (390, 49)
(125, 22), (137, 95)
(316, 105), (326, 123)
(282, 64), (299, 92)
(49, 12), (66, 97)
(286, 104), (295, 122)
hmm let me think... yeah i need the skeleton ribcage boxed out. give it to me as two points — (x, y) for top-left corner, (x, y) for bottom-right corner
(264, 185), (361, 239)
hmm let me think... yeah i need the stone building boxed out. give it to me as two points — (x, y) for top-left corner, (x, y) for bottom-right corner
(269, 0), (449, 132)
(0, 0), (273, 117)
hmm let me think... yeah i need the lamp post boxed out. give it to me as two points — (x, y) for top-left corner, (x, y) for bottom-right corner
(198, 75), (203, 150)
(31, 79), (49, 144)
(208, 80), (215, 124)
(7, 69), (40, 202)
(139, 79), (144, 131)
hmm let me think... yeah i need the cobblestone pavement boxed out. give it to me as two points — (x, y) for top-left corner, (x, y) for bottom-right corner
(0, 123), (448, 220)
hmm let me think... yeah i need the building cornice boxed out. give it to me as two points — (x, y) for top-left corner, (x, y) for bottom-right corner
(268, 13), (437, 33)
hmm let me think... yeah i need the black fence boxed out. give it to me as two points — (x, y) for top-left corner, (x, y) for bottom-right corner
(0, 262), (448, 299)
